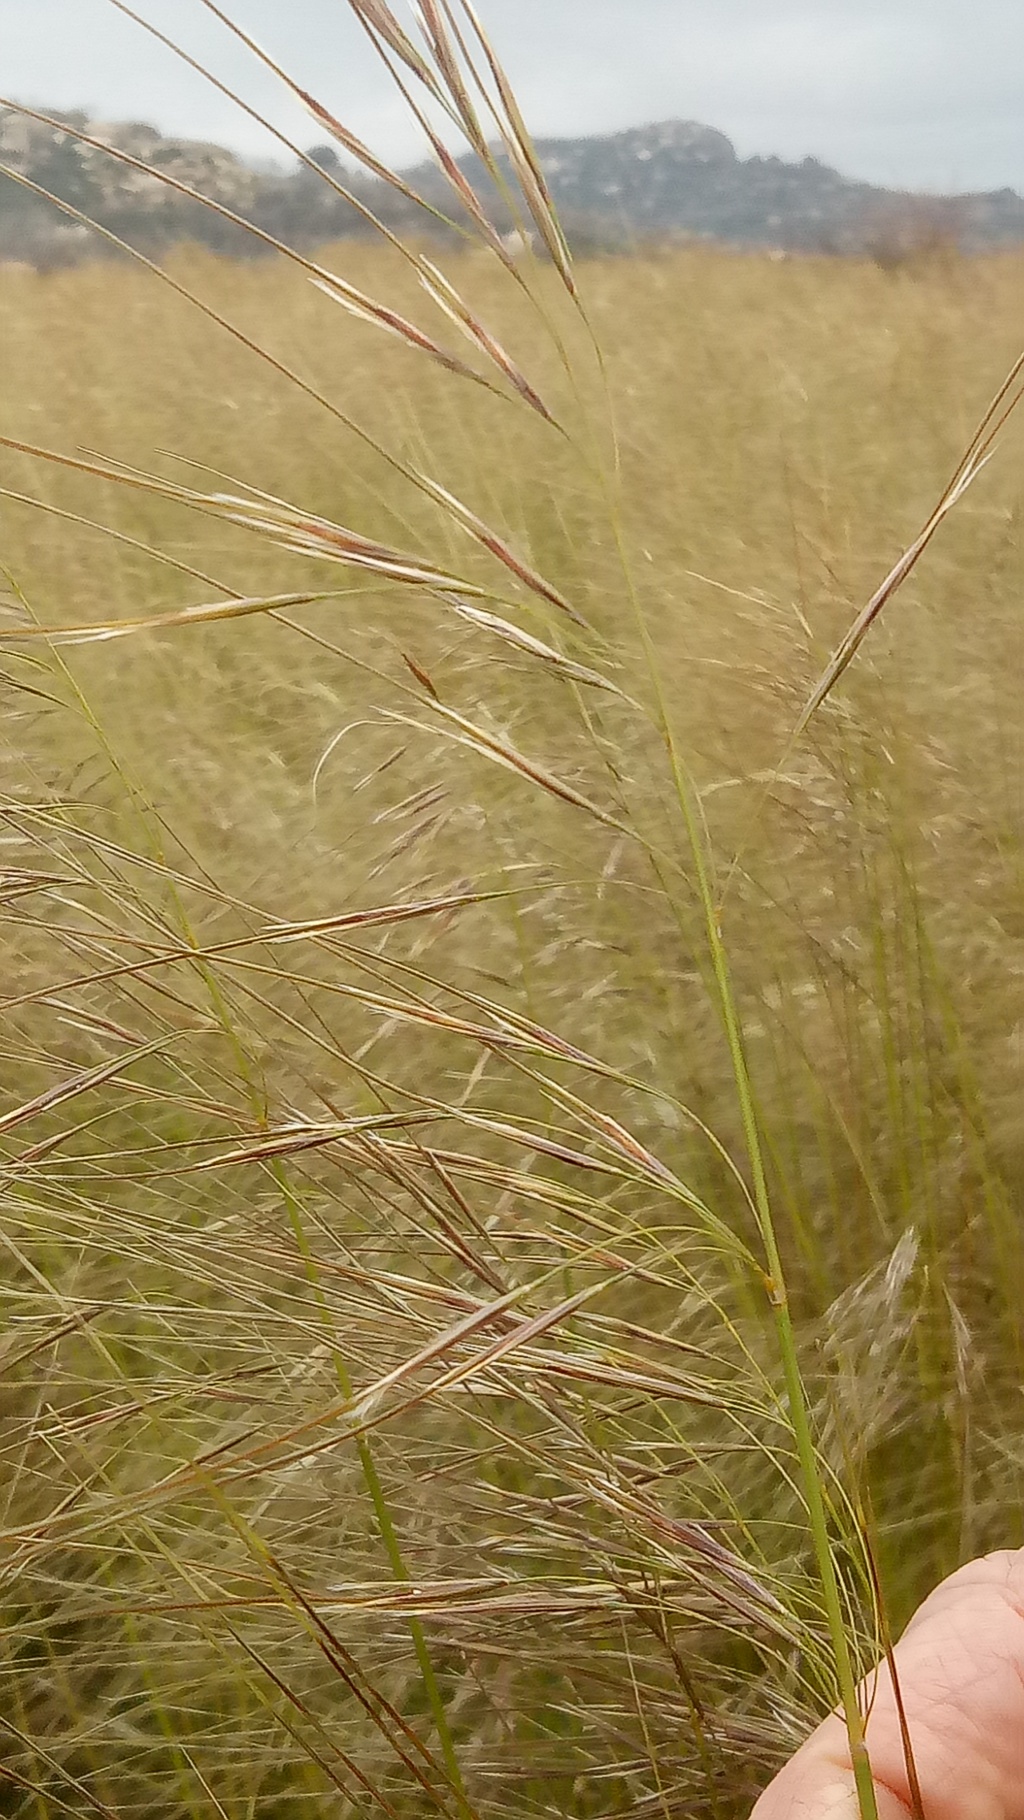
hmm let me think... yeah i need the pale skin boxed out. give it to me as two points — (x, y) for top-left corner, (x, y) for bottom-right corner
(752, 1549), (1024, 1820)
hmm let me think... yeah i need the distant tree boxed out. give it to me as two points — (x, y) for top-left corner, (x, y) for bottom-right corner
(29, 132), (102, 213)
(304, 144), (342, 174)
(858, 196), (967, 271)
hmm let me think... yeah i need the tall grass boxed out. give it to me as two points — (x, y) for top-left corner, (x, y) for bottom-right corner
(1, 9), (1023, 1814)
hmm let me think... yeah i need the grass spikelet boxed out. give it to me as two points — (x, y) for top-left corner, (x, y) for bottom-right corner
(310, 274), (488, 382)
(0, 592), (336, 644)
(348, 0), (446, 95)
(384, 700), (628, 830)
(449, 601), (626, 692)
(207, 493), (476, 589)
(418, 259), (559, 421)
(413, 0), (491, 160)
(456, 0), (578, 294)
(413, 472), (584, 617)
(799, 342), (1024, 728)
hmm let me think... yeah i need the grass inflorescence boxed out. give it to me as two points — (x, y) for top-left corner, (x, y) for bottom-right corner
(0, 6), (1023, 1815)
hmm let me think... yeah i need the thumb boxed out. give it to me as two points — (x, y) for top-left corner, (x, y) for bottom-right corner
(751, 1548), (1024, 1820)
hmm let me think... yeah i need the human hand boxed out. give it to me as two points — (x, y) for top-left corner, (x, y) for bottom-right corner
(751, 1548), (1024, 1819)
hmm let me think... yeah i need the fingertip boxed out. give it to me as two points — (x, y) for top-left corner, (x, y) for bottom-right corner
(752, 1769), (915, 1820)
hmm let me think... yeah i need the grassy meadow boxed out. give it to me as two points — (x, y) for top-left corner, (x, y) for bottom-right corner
(1, 225), (1023, 1819)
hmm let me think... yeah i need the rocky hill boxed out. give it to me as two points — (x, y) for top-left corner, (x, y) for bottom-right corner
(459, 120), (1024, 255)
(2, 105), (1023, 266)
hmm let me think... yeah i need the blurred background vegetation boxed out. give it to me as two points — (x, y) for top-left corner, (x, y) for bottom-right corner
(1, 163), (1023, 1817)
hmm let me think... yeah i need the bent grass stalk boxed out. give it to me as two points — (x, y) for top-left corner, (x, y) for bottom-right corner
(564, 241), (891, 1804)
(679, 771), (879, 1820)
(593, 473), (882, 1812)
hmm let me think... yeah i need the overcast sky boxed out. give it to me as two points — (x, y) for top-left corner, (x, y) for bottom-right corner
(5, 0), (1024, 194)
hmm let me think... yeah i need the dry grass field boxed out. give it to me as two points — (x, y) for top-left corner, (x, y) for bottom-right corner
(1, 225), (1023, 1817)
